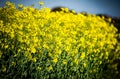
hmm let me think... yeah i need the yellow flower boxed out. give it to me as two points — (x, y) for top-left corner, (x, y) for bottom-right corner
(10, 32), (14, 38)
(48, 52), (52, 57)
(43, 43), (49, 49)
(64, 8), (69, 12)
(105, 52), (109, 59)
(18, 36), (23, 43)
(4, 45), (9, 49)
(33, 37), (38, 43)
(83, 63), (87, 67)
(99, 53), (103, 59)
(52, 58), (58, 63)
(61, 8), (69, 12)
(37, 66), (42, 70)
(74, 59), (78, 65)
(99, 61), (102, 64)
(31, 47), (36, 53)
(39, 1), (44, 6)
(63, 60), (67, 65)
(18, 4), (23, 8)
(24, 51), (30, 57)
(80, 52), (85, 59)
(65, 45), (70, 52)
(32, 57), (37, 62)
(71, 10), (76, 13)
(47, 65), (53, 71)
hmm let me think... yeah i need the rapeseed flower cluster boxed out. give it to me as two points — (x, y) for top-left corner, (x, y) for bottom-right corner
(0, 1), (120, 79)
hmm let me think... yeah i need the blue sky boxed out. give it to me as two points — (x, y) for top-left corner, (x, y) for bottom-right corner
(0, 0), (120, 17)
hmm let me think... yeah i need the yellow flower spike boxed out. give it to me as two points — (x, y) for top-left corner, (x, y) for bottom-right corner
(47, 65), (53, 71)
(18, 36), (23, 43)
(10, 32), (14, 38)
(108, 18), (112, 22)
(24, 51), (29, 57)
(83, 63), (87, 67)
(45, 8), (51, 13)
(71, 49), (77, 56)
(32, 57), (37, 62)
(80, 37), (85, 43)
(39, 1), (44, 6)
(4, 45), (9, 49)
(52, 58), (58, 63)
(18, 4), (23, 8)
(54, 48), (62, 55)
(64, 8), (69, 12)
(17, 48), (21, 53)
(80, 52), (85, 59)
(33, 37), (38, 43)
(6, 1), (11, 6)
(6, 1), (15, 8)
(71, 10), (76, 13)
(105, 52), (109, 59)
(48, 52), (52, 57)
(100, 42), (104, 47)
(99, 61), (102, 65)
(43, 43), (49, 49)
(31, 47), (36, 53)
(28, 54), (32, 61)
(65, 45), (70, 52)
(11, 45), (15, 49)
(99, 53), (103, 59)
(37, 66), (42, 71)
(63, 60), (67, 65)
(18, 25), (23, 30)
(74, 58), (78, 65)
(61, 8), (65, 11)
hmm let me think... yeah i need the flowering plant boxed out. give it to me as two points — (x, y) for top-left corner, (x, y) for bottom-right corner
(0, 2), (120, 79)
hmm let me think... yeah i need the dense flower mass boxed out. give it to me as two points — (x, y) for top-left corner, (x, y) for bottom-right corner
(0, 2), (120, 79)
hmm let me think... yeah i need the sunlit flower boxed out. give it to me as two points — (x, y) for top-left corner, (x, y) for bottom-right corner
(80, 52), (85, 59)
(37, 66), (42, 70)
(18, 4), (23, 8)
(63, 60), (67, 65)
(47, 65), (53, 71)
(83, 63), (87, 67)
(52, 58), (58, 63)
(32, 57), (37, 62)
(39, 1), (44, 6)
